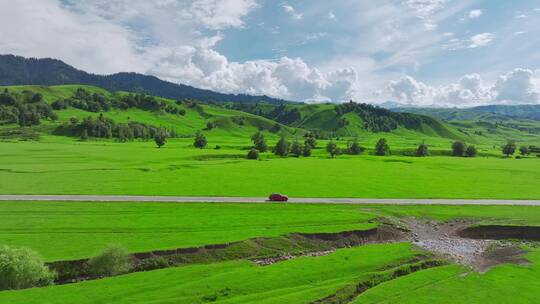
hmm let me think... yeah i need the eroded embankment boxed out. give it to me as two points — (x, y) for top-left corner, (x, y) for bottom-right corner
(458, 225), (540, 241)
(48, 225), (406, 284)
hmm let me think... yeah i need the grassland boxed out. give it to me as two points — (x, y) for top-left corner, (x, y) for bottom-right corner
(2, 201), (540, 262)
(0, 243), (423, 304)
(356, 248), (540, 303)
(1, 202), (540, 303)
(1, 139), (539, 199)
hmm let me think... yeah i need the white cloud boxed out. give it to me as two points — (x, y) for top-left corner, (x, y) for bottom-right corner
(282, 4), (303, 20)
(468, 9), (482, 19)
(493, 69), (540, 103)
(468, 33), (495, 48)
(385, 69), (540, 106)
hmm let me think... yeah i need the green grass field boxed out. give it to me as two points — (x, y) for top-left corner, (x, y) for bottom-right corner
(1, 139), (539, 199)
(1, 202), (540, 303)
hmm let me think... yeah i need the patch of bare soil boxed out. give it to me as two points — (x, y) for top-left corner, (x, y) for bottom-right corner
(253, 249), (336, 266)
(404, 218), (529, 272)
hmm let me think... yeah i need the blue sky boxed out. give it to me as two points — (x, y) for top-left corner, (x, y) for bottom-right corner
(1, 0), (539, 106)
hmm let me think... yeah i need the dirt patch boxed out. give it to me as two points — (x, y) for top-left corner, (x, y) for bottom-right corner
(404, 219), (531, 272)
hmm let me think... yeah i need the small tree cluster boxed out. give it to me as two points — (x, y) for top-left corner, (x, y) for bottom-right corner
(451, 141), (477, 157)
(272, 137), (311, 158)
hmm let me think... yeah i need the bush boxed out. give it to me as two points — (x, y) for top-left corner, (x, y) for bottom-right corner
(194, 131), (208, 149)
(375, 138), (389, 156)
(247, 148), (259, 160)
(87, 245), (131, 277)
(451, 141), (465, 157)
(0, 246), (56, 290)
(214, 145), (221, 150)
(290, 140), (303, 157)
(465, 145), (477, 157)
(502, 142), (516, 157)
(415, 143), (428, 157)
(348, 140), (364, 155)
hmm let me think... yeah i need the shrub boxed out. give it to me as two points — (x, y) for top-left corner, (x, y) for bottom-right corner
(348, 140), (364, 155)
(326, 141), (338, 158)
(87, 245), (131, 277)
(519, 146), (529, 156)
(502, 142), (516, 157)
(451, 141), (465, 156)
(274, 137), (289, 157)
(247, 148), (259, 160)
(214, 145), (221, 150)
(251, 132), (268, 152)
(205, 121), (215, 130)
(375, 138), (389, 156)
(302, 144), (312, 157)
(290, 140), (303, 157)
(194, 131), (208, 149)
(154, 131), (167, 148)
(415, 143), (428, 157)
(133, 256), (170, 272)
(0, 246), (56, 290)
(465, 145), (477, 157)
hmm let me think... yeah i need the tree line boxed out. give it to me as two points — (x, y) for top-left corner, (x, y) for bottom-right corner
(56, 114), (177, 142)
(0, 89), (57, 126)
(51, 88), (186, 115)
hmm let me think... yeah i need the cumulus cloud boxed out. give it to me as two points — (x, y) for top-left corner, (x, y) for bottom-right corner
(148, 50), (357, 101)
(468, 9), (482, 19)
(386, 69), (540, 106)
(493, 69), (540, 103)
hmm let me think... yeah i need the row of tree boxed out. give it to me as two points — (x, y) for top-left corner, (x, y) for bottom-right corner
(56, 114), (177, 142)
(51, 88), (186, 115)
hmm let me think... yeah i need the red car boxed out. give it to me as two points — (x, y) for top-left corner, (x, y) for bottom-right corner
(268, 193), (289, 202)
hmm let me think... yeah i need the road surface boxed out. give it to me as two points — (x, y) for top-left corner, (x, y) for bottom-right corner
(0, 195), (539, 205)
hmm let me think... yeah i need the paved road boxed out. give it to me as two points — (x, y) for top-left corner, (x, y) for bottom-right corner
(0, 195), (539, 206)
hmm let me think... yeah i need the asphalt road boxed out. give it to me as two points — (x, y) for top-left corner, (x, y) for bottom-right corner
(0, 195), (539, 205)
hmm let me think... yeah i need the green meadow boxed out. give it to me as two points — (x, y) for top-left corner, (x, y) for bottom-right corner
(1, 202), (540, 303)
(1, 139), (539, 199)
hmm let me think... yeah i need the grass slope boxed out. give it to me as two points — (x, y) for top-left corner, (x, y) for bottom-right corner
(356, 248), (540, 304)
(0, 201), (375, 261)
(0, 243), (420, 304)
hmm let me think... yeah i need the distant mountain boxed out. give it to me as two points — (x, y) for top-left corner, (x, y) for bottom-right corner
(0, 54), (289, 105)
(378, 101), (406, 109)
(395, 104), (540, 122)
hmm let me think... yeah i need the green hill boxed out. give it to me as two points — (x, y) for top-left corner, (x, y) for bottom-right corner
(0, 85), (297, 141)
(1, 84), (539, 148)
